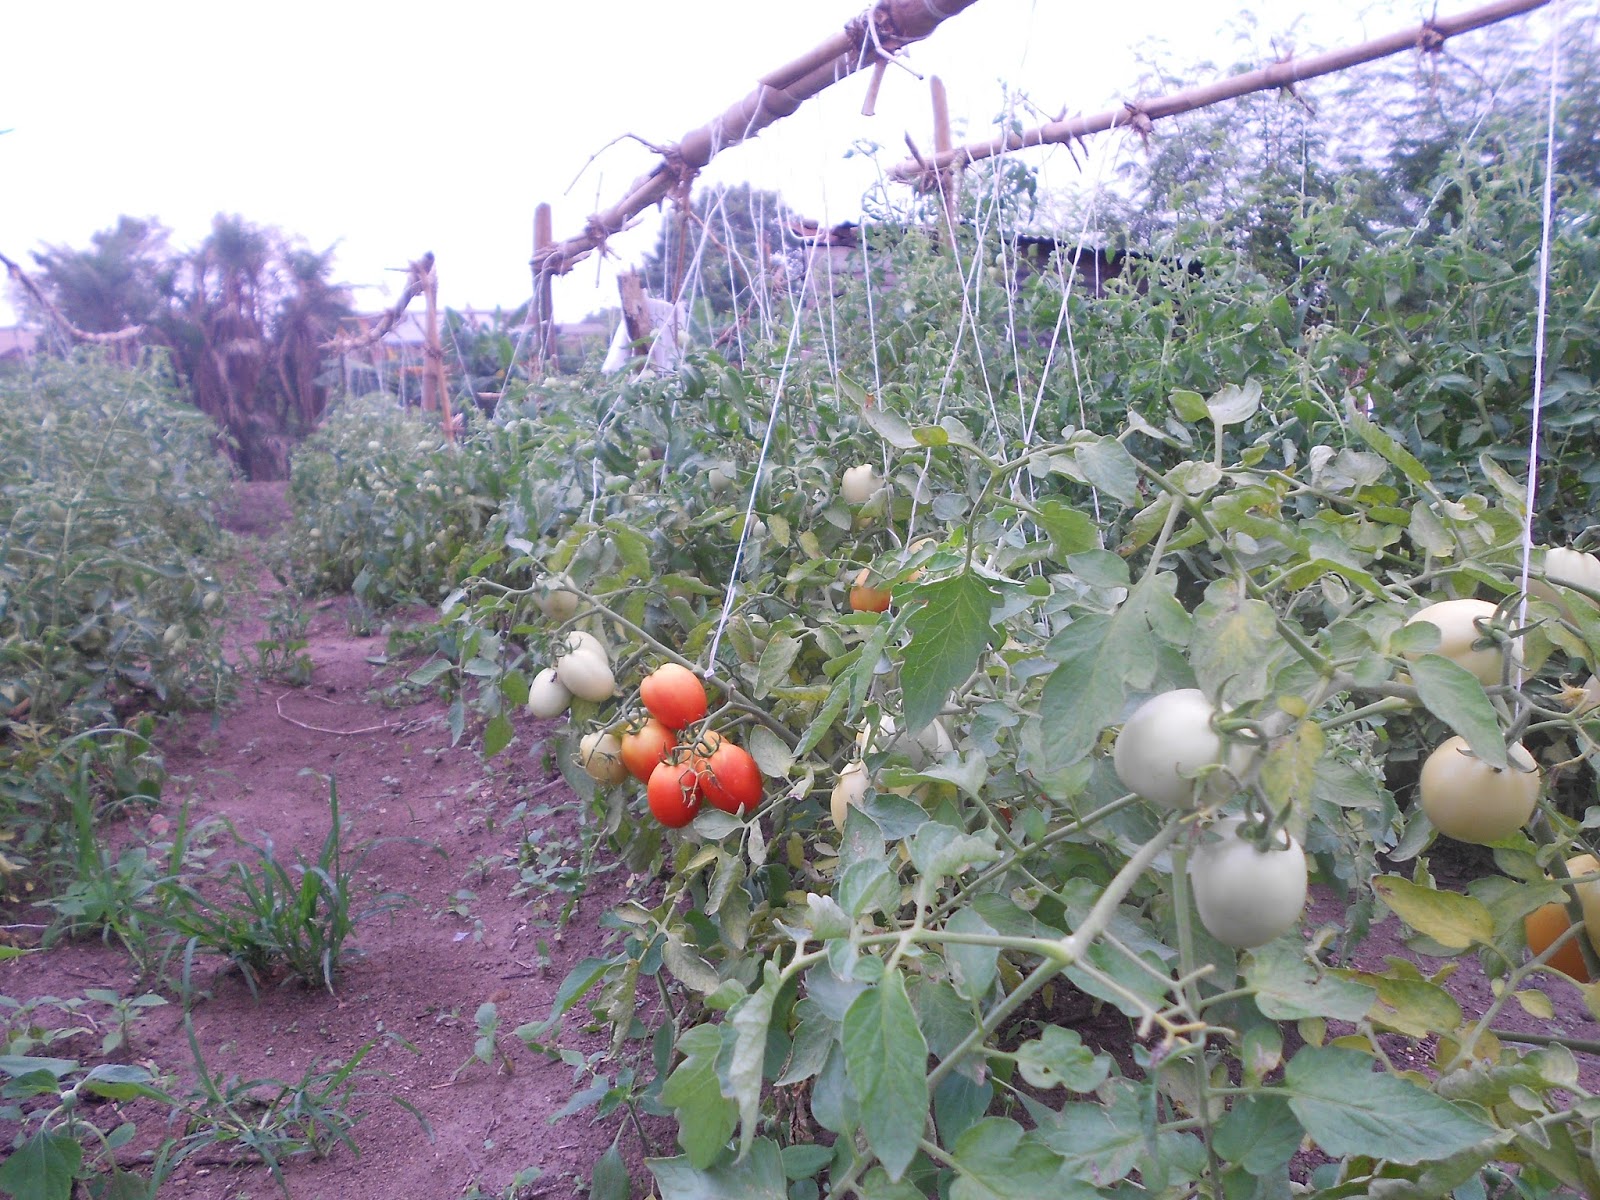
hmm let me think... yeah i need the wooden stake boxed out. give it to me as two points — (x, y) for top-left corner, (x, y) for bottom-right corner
(930, 75), (958, 233)
(422, 259), (455, 444)
(617, 270), (651, 362)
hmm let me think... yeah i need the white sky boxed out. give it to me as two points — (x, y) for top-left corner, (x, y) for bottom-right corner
(0, 0), (1553, 327)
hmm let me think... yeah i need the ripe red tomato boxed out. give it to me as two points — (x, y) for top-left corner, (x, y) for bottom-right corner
(640, 663), (709, 730)
(698, 740), (763, 816)
(647, 758), (701, 828)
(620, 717), (676, 783)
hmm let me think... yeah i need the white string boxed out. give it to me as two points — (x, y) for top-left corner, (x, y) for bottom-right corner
(1515, 2), (1565, 677)
(704, 226), (817, 681)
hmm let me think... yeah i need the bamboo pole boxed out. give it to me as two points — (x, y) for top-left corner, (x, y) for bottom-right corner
(531, 0), (983, 279)
(533, 202), (554, 371)
(889, 0), (1552, 185)
(0, 250), (145, 346)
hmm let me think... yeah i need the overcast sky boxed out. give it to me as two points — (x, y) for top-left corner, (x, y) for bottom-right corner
(0, 0), (1556, 327)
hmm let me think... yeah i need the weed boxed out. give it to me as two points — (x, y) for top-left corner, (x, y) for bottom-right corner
(160, 778), (417, 996)
(252, 591), (314, 685)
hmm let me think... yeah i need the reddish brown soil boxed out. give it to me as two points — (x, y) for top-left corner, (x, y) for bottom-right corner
(4, 483), (646, 1199)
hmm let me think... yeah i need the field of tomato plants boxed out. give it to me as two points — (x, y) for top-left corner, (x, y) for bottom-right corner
(268, 129), (1600, 1196)
(8, 41), (1600, 1196)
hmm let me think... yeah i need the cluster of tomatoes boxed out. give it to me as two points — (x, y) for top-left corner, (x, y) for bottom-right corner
(569, 662), (764, 829)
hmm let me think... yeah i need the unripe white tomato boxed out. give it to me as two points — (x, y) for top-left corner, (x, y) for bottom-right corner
(1402, 598), (1503, 686)
(538, 574), (580, 621)
(1419, 735), (1540, 845)
(557, 630), (609, 667)
(830, 762), (869, 831)
(1546, 547), (1600, 594)
(841, 464), (880, 505)
(555, 645), (615, 702)
(578, 730), (628, 785)
(1112, 689), (1243, 809)
(526, 667), (572, 718)
(1189, 817), (1308, 948)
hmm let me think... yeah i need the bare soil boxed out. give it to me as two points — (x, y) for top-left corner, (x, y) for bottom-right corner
(7, 481), (1600, 1198)
(4, 482), (643, 1199)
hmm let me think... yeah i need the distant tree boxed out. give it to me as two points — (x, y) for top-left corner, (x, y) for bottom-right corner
(26, 214), (350, 479)
(640, 183), (792, 321)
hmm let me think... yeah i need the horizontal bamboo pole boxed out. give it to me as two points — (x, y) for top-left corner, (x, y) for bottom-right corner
(889, 0), (1552, 185)
(0, 250), (145, 344)
(532, 0), (983, 278)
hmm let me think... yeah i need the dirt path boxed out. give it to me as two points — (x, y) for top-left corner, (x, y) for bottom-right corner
(7, 483), (639, 1199)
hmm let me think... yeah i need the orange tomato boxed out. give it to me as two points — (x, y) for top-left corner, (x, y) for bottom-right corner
(850, 568), (891, 613)
(620, 718), (676, 783)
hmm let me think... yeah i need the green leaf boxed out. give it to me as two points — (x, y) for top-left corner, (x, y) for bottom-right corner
(1243, 941), (1376, 1021)
(945, 906), (999, 1002)
(1258, 721), (1325, 818)
(730, 963), (781, 1157)
(1169, 389), (1210, 422)
(901, 573), (998, 732)
(589, 1136), (631, 1200)
(1038, 576), (1172, 772)
(948, 1119), (1085, 1200)
(1371, 876), (1494, 949)
(0, 1129), (82, 1200)
(1346, 404), (1433, 487)
(482, 713), (515, 758)
(1212, 1095), (1302, 1175)
(1192, 577), (1280, 705)
(908, 824), (1001, 883)
(1014, 1026), (1111, 1092)
(861, 406), (920, 448)
(1282, 1046), (1495, 1164)
(1034, 499), (1099, 558)
(1407, 655), (1507, 769)
(754, 634), (801, 699)
(660, 1024), (737, 1169)
(843, 969), (929, 1181)
(1073, 437), (1141, 504)
(1207, 378), (1262, 427)
(80, 1063), (169, 1103)
(648, 1136), (788, 1200)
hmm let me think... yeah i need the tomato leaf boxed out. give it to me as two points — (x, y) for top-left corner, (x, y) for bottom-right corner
(481, 713), (515, 758)
(1037, 578), (1171, 773)
(1073, 436), (1142, 504)
(0, 1130), (81, 1200)
(1345, 403), (1434, 487)
(590, 1136), (631, 1200)
(1243, 941), (1376, 1021)
(843, 970), (929, 1181)
(901, 573), (999, 733)
(1034, 499), (1099, 558)
(1370, 875), (1494, 949)
(946, 1118), (1081, 1200)
(1014, 1027), (1110, 1092)
(731, 964), (782, 1158)
(1407, 655), (1507, 770)
(648, 1136), (788, 1200)
(1212, 1094), (1302, 1175)
(1192, 578), (1281, 706)
(1207, 378), (1262, 428)
(861, 406), (921, 450)
(1282, 1046), (1497, 1164)
(660, 1024), (735, 1168)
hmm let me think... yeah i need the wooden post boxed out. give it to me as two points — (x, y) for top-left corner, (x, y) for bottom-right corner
(617, 269), (651, 362)
(533, 202), (554, 372)
(421, 258), (456, 444)
(930, 76), (958, 233)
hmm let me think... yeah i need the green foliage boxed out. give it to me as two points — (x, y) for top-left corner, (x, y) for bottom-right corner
(268, 55), (1600, 1195)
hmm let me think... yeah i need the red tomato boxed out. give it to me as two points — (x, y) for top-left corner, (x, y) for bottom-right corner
(640, 663), (709, 730)
(647, 758), (701, 828)
(620, 717), (676, 783)
(699, 740), (763, 816)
